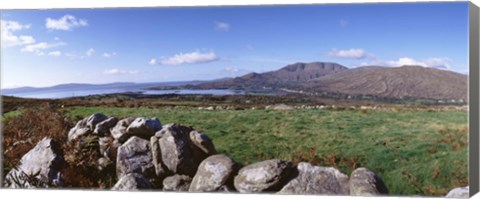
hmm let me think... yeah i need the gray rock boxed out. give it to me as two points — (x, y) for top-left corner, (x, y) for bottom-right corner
(277, 162), (349, 195)
(112, 173), (152, 191)
(116, 136), (155, 179)
(189, 154), (238, 192)
(4, 137), (66, 188)
(97, 157), (112, 171)
(98, 136), (113, 159)
(446, 186), (469, 198)
(156, 123), (216, 176)
(86, 113), (109, 131)
(111, 117), (136, 143)
(234, 159), (294, 193)
(94, 117), (118, 136)
(126, 117), (162, 140)
(67, 117), (90, 141)
(189, 130), (217, 155)
(163, 174), (192, 191)
(150, 136), (168, 178)
(349, 167), (388, 196)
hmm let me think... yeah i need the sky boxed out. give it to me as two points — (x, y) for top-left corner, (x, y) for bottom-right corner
(0, 2), (470, 88)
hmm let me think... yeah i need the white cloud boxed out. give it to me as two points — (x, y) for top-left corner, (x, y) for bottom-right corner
(222, 67), (251, 77)
(86, 48), (95, 56)
(20, 42), (66, 55)
(1, 20), (35, 48)
(361, 57), (452, 69)
(326, 48), (368, 59)
(214, 21), (230, 31)
(45, 15), (88, 31)
(160, 50), (219, 65)
(103, 68), (139, 75)
(340, 19), (349, 27)
(148, 58), (157, 65)
(103, 52), (116, 58)
(48, 51), (61, 56)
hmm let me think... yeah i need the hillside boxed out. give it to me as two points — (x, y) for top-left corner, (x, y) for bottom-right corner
(307, 65), (468, 101)
(194, 62), (348, 90)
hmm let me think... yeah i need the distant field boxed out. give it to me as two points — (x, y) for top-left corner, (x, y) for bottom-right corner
(62, 106), (468, 196)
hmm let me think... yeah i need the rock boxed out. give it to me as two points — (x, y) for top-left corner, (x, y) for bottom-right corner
(277, 162), (349, 195)
(112, 173), (152, 191)
(94, 117), (118, 136)
(126, 117), (162, 140)
(150, 136), (168, 178)
(97, 157), (112, 171)
(234, 159), (294, 193)
(155, 123), (216, 176)
(446, 186), (469, 198)
(111, 117), (136, 143)
(116, 136), (155, 179)
(68, 117), (90, 141)
(4, 137), (66, 188)
(98, 136), (113, 159)
(349, 167), (388, 196)
(272, 104), (293, 110)
(189, 130), (217, 155)
(86, 113), (109, 131)
(163, 174), (192, 191)
(189, 154), (238, 192)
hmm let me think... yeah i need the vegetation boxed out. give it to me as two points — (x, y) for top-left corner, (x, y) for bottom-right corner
(1, 95), (468, 195)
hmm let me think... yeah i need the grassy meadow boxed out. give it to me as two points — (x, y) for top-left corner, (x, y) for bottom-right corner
(56, 106), (468, 196)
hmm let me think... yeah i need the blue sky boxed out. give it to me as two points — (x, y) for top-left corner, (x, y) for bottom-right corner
(1, 2), (469, 88)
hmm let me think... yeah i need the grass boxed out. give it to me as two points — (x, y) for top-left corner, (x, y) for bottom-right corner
(62, 106), (468, 196)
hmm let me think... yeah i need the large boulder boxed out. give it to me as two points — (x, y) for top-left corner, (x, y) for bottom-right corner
(277, 162), (349, 195)
(189, 154), (238, 192)
(446, 186), (469, 198)
(68, 117), (90, 141)
(111, 117), (136, 143)
(94, 117), (118, 136)
(234, 159), (294, 193)
(349, 167), (388, 196)
(116, 136), (155, 179)
(155, 124), (216, 176)
(4, 137), (66, 188)
(163, 174), (192, 191)
(111, 173), (152, 191)
(126, 117), (162, 140)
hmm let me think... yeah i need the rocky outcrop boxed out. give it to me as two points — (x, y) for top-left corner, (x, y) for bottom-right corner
(163, 174), (192, 191)
(155, 123), (216, 176)
(446, 186), (469, 198)
(349, 167), (388, 196)
(277, 162), (349, 195)
(234, 159), (294, 193)
(4, 137), (66, 188)
(189, 154), (238, 192)
(112, 173), (152, 191)
(68, 117), (90, 141)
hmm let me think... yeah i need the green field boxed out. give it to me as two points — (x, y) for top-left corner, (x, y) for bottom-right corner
(63, 106), (468, 196)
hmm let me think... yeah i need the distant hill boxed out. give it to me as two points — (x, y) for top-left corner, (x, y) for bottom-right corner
(194, 62), (468, 101)
(307, 65), (468, 101)
(195, 62), (348, 90)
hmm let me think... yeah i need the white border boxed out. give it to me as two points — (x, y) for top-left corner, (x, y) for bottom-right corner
(1, 0), (479, 199)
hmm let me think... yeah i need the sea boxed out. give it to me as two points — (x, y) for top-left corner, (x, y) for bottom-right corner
(1, 83), (245, 99)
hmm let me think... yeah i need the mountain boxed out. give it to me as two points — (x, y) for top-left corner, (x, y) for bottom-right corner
(195, 62), (348, 89)
(308, 65), (468, 101)
(195, 62), (468, 101)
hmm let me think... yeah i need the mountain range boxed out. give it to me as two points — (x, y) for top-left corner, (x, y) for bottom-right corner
(193, 62), (468, 101)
